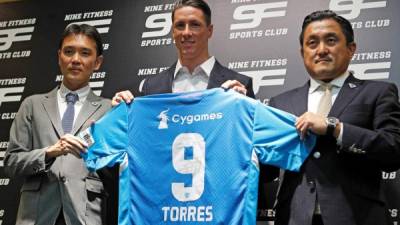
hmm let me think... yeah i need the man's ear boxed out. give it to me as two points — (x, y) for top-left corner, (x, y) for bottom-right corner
(94, 55), (104, 70)
(347, 42), (357, 57)
(57, 49), (62, 66)
(300, 47), (304, 59)
(208, 24), (213, 39)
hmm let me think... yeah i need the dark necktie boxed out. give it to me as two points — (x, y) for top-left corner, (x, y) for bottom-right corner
(62, 92), (78, 133)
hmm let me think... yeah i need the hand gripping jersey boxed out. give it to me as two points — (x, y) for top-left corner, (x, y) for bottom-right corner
(79, 88), (315, 225)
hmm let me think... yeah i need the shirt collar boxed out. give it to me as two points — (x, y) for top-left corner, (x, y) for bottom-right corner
(309, 71), (350, 94)
(59, 83), (90, 102)
(174, 56), (216, 78)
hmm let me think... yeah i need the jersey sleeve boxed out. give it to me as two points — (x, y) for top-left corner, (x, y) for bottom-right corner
(78, 102), (129, 172)
(252, 102), (315, 171)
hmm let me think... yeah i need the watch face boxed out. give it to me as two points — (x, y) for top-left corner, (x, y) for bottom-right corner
(327, 117), (338, 125)
(326, 117), (337, 136)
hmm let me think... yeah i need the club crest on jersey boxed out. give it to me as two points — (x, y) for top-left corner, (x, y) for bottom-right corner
(158, 108), (170, 129)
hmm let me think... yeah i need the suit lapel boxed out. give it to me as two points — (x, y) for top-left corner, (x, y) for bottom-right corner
(329, 73), (363, 118)
(164, 63), (175, 93)
(207, 61), (226, 89)
(71, 90), (102, 135)
(42, 87), (64, 137)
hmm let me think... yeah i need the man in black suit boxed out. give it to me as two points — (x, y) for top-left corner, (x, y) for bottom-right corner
(269, 10), (400, 225)
(112, 0), (254, 104)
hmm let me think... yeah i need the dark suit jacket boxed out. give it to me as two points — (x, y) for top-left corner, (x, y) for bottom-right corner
(269, 74), (400, 225)
(141, 60), (255, 98)
(5, 87), (114, 225)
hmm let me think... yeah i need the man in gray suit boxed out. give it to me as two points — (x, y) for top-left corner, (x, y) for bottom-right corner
(4, 24), (112, 225)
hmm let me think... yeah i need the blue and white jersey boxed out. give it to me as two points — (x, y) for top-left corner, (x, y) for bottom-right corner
(79, 88), (315, 225)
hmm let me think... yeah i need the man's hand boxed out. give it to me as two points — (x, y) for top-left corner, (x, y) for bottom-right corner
(296, 112), (328, 139)
(46, 134), (88, 159)
(112, 90), (134, 106)
(221, 80), (247, 95)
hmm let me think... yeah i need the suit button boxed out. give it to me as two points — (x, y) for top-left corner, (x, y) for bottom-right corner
(60, 176), (67, 183)
(313, 151), (321, 159)
(308, 181), (316, 192)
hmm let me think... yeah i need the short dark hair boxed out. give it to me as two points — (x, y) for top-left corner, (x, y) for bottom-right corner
(172, 0), (212, 25)
(299, 10), (354, 46)
(59, 24), (103, 56)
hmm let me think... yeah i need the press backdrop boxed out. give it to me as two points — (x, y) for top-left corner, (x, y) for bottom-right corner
(0, 0), (399, 224)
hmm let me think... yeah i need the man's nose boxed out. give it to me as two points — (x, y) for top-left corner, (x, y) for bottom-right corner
(316, 43), (328, 55)
(182, 24), (192, 36)
(71, 52), (81, 63)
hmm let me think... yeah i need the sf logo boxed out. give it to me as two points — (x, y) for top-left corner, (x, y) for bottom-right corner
(0, 87), (25, 107)
(0, 27), (34, 51)
(329, 0), (387, 20)
(230, 2), (287, 30)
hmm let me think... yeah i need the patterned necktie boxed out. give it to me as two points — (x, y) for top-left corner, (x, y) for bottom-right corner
(62, 92), (79, 133)
(316, 83), (333, 117)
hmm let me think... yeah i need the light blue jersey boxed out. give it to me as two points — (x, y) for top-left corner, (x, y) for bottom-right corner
(79, 88), (315, 225)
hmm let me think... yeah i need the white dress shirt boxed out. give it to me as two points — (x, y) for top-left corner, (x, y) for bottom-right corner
(57, 83), (90, 127)
(308, 71), (349, 143)
(172, 56), (216, 93)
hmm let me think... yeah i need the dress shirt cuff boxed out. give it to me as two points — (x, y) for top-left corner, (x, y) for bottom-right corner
(336, 122), (344, 145)
(44, 147), (56, 171)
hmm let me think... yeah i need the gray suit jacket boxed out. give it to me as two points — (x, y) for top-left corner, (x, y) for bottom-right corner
(5, 87), (112, 225)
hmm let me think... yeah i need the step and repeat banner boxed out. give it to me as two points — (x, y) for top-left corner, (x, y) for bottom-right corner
(0, 0), (399, 224)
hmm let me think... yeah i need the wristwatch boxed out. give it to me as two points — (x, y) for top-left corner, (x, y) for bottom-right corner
(325, 117), (339, 137)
